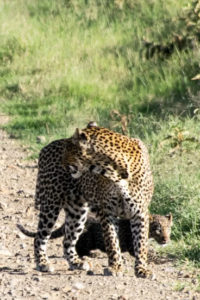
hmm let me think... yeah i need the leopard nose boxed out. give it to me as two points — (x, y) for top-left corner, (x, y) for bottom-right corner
(161, 237), (169, 244)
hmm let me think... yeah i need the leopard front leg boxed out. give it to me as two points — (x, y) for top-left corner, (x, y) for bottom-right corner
(63, 203), (89, 270)
(34, 205), (61, 272)
(130, 212), (152, 278)
(100, 214), (122, 272)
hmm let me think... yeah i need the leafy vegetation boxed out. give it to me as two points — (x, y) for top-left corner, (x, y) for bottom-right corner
(0, 0), (200, 267)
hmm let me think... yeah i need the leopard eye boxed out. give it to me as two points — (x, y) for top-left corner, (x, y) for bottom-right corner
(89, 165), (96, 172)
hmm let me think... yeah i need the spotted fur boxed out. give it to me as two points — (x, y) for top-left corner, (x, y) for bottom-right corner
(25, 123), (153, 278)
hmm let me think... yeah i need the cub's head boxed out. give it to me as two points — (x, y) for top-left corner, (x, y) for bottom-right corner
(149, 213), (173, 244)
(62, 122), (99, 178)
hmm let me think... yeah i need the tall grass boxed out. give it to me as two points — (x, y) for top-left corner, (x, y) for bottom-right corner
(0, 0), (200, 267)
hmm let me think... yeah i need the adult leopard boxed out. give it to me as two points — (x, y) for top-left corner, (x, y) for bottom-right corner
(24, 122), (153, 278)
(17, 213), (173, 257)
(64, 124), (154, 277)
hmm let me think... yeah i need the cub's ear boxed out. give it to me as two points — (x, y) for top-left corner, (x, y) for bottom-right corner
(72, 128), (80, 145)
(149, 214), (153, 222)
(72, 128), (87, 145)
(73, 128), (80, 139)
(165, 213), (173, 222)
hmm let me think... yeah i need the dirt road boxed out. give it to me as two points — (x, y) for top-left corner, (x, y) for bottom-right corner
(0, 120), (199, 300)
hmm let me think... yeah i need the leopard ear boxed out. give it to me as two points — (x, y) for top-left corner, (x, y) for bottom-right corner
(166, 213), (173, 222)
(72, 128), (87, 145)
(149, 214), (153, 222)
(73, 128), (80, 139)
(72, 128), (80, 145)
(87, 121), (97, 128)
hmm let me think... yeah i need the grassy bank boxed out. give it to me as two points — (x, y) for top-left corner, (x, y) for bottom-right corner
(0, 0), (200, 269)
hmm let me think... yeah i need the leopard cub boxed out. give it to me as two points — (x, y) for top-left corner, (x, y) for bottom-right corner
(17, 213), (172, 257)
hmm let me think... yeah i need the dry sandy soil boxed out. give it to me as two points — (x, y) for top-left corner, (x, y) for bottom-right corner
(0, 116), (199, 300)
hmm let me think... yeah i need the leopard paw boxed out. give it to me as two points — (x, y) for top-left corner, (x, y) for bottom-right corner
(103, 265), (123, 277)
(68, 258), (85, 270)
(109, 263), (122, 272)
(106, 261), (123, 276)
(135, 266), (153, 279)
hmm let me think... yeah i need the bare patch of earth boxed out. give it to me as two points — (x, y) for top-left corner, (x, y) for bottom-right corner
(0, 121), (199, 300)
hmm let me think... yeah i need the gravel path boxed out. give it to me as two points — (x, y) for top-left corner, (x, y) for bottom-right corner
(0, 119), (199, 300)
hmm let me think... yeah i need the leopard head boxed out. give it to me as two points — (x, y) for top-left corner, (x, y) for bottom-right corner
(70, 123), (130, 181)
(149, 213), (173, 244)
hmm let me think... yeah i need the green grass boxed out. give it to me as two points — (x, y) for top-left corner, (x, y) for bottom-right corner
(0, 0), (200, 268)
